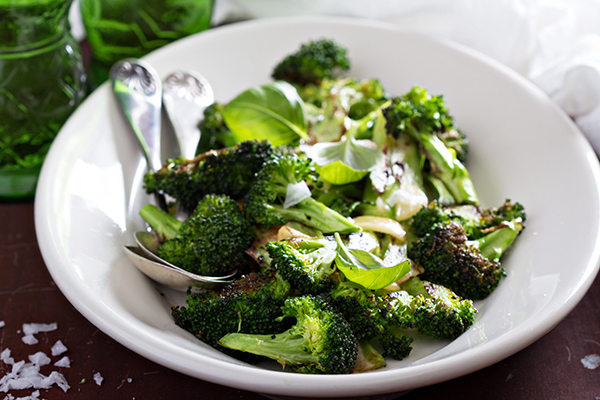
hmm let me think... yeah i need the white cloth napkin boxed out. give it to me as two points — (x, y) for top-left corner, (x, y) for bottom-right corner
(215, 0), (600, 154)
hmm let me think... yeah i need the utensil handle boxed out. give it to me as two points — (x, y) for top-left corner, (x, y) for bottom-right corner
(111, 59), (164, 171)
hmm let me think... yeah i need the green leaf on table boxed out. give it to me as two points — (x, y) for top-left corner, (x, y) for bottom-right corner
(334, 233), (410, 290)
(223, 81), (308, 146)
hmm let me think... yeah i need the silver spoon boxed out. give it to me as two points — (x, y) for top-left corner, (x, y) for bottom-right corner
(162, 70), (215, 221)
(111, 59), (234, 290)
(111, 58), (168, 211)
(162, 70), (214, 159)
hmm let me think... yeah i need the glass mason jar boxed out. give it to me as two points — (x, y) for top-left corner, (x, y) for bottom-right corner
(0, 0), (87, 201)
(79, 0), (214, 88)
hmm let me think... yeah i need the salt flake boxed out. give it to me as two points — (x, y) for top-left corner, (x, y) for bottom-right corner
(581, 353), (600, 370)
(0, 352), (70, 394)
(0, 349), (14, 365)
(21, 335), (38, 346)
(22, 323), (57, 336)
(54, 357), (70, 368)
(93, 372), (103, 386)
(50, 340), (67, 357)
(28, 352), (51, 367)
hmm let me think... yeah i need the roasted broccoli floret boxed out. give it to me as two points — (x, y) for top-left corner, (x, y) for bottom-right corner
(377, 327), (414, 360)
(143, 140), (275, 210)
(243, 151), (360, 234)
(266, 237), (339, 295)
(382, 86), (478, 205)
(172, 270), (293, 358)
(328, 284), (390, 340)
(327, 283), (414, 361)
(410, 199), (527, 239)
(196, 102), (237, 153)
(218, 295), (358, 374)
(272, 38), (351, 86)
(397, 276), (477, 339)
(408, 217), (524, 300)
(139, 194), (255, 276)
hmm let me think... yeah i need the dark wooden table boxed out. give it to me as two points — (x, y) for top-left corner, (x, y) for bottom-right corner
(1, 201), (599, 399)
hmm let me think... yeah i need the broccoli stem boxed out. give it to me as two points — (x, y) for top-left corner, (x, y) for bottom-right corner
(139, 204), (182, 241)
(218, 329), (319, 367)
(423, 175), (456, 206)
(407, 126), (478, 205)
(472, 220), (523, 261)
(354, 339), (386, 372)
(269, 197), (360, 234)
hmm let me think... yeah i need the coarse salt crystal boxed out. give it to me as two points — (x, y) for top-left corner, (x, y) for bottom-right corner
(0, 353), (70, 394)
(21, 336), (38, 346)
(0, 321), (5, 329)
(21, 323), (58, 346)
(0, 349), (13, 365)
(2, 389), (42, 400)
(50, 341), (67, 357)
(53, 357), (70, 368)
(40, 371), (69, 392)
(581, 353), (600, 370)
(28, 352), (51, 367)
(93, 372), (103, 386)
(22, 323), (57, 336)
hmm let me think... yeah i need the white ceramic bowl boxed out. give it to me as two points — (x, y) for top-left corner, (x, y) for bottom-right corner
(35, 16), (600, 399)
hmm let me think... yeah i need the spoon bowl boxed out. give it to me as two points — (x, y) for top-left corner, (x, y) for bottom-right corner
(123, 245), (233, 291)
(134, 231), (238, 282)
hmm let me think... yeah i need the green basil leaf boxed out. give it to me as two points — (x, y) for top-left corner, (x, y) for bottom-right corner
(223, 81), (308, 146)
(334, 233), (411, 290)
(316, 160), (369, 185)
(301, 137), (383, 185)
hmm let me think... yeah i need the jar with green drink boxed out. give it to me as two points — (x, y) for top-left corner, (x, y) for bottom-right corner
(79, 0), (214, 88)
(0, 0), (87, 201)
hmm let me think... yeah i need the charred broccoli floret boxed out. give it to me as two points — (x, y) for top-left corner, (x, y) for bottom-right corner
(382, 86), (478, 205)
(266, 237), (339, 295)
(143, 140), (275, 210)
(139, 194), (255, 276)
(243, 151), (360, 234)
(410, 199), (527, 239)
(218, 295), (358, 374)
(172, 270), (293, 358)
(408, 218), (524, 300)
(272, 38), (351, 86)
